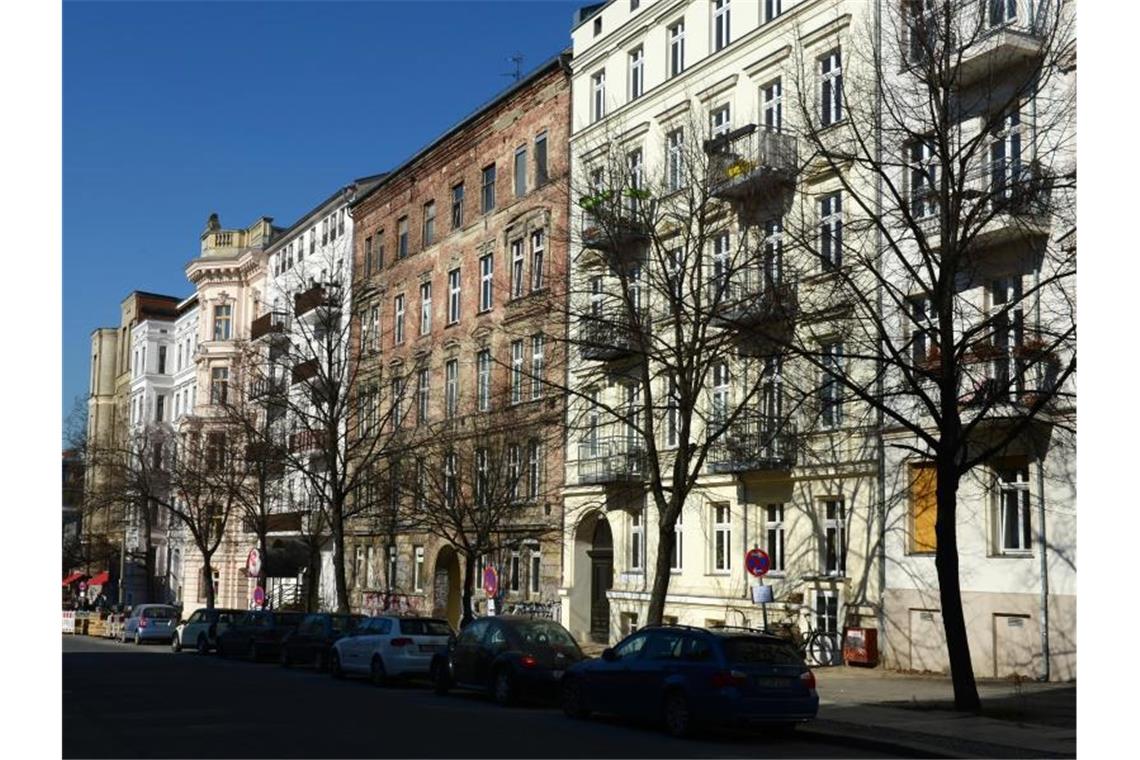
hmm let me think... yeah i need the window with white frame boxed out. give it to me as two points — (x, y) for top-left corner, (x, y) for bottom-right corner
(391, 377), (404, 428)
(479, 254), (494, 312)
(510, 239), (525, 299)
(413, 546), (425, 591)
(367, 545), (377, 588)
(909, 138), (938, 218)
(819, 192), (843, 270)
(710, 104), (731, 138)
(398, 216), (409, 258)
(823, 500), (846, 575)
(990, 105), (1023, 204)
(764, 0), (783, 23)
(322, 217), (329, 245)
(626, 148), (644, 214)
(210, 366), (229, 405)
(417, 367), (430, 425)
(985, 0), (1018, 29)
(213, 305), (232, 341)
(507, 444), (521, 502)
(510, 339), (524, 405)
(368, 303), (380, 353)
(419, 282), (432, 335)
(763, 218), (784, 288)
(530, 333), (545, 400)
(592, 70), (606, 122)
(670, 510), (684, 571)
(476, 349), (491, 412)
(763, 79), (783, 132)
(394, 294), (406, 344)
(668, 20), (685, 77)
(996, 464), (1032, 554)
(475, 448), (489, 508)
(713, 503), (732, 572)
(820, 49), (843, 126)
(514, 145), (527, 197)
(630, 509), (644, 571)
(444, 451), (457, 507)
(816, 592), (839, 634)
(530, 229), (545, 291)
(527, 439), (541, 500)
(387, 545), (398, 589)
(529, 545), (541, 594)
(666, 129), (685, 191)
(711, 361), (730, 428)
(448, 268), (461, 324)
(445, 359), (458, 418)
(991, 276), (1025, 396)
(766, 504), (786, 573)
(711, 231), (730, 299)
(820, 342), (843, 428)
(629, 45), (644, 101)
(713, 0), (731, 51)
(422, 201), (436, 247)
(355, 545), (366, 586)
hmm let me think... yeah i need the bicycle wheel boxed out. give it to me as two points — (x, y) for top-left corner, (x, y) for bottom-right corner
(806, 632), (838, 667)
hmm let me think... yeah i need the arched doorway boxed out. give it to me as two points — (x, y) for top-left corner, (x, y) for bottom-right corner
(432, 546), (461, 629)
(587, 519), (613, 643)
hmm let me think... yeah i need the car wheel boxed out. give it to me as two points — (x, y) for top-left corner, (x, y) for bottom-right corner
(663, 690), (693, 738)
(330, 651), (344, 679)
(561, 677), (591, 719)
(492, 669), (516, 707)
(370, 656), (387, 687)
(134, 632), (142, 646)
(280, 647), (291, 668)
(171, 635), (182, 653)
(196, 635), (209, 656)
(432, 662), (451, 695)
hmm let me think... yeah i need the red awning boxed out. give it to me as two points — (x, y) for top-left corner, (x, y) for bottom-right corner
(88, 571), (110, 586)
(62, 572), (87, 586)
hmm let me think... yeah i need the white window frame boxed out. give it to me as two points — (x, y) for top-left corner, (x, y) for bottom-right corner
(422, 201), (436, 247)
(419, 282), (432, 335)
(713, 0), (731, 52)
(529, 545), (541, 595)
(387, 545), (398, 590)
(666, 374), (679, 448)
(507, 444), (521, 503)
(479, 254), (494, 312)
(823, 500), (846, 576)
(712, 361), (730, 428)
(447, 268), (461, 324)
(592, 70), (606, 122)
(820, 48), (843, 126)
(712, 503), (732, 572)
(510, 239), (525, 299)
(530, 229), (545, 291)
(527, 439), (541, 500)
(514, 145), (527, 197)
(762, 79), (783, 132)
(213, 304), (232, 341)
(820, 192), (843, 271)
(629, 45), (644, 101)
(764, 0), (783, 24)
(710, 104), (731, 138)
(413, 546), (425, 592)
(909, 138), (938, 218)
(417, 367), (430, 425)
(630, 509), (644, 572)
(670, 510), (684, 572)
(510, 339), (524, 405)
(393, 294), (405, 345)
(996, 465), (1033, 555)
(477, 349), (491, 412)
(668, 20), (685, 78)
(821, 341), (843, 429)
(445, 359), (458, 418)
(765, 504), (786, 574)
(530, 333), (545, 400)
(666, 128), (684, 191)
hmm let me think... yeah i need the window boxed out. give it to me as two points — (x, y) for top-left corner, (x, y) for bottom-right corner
(816, 593), (839, 635)
(210, 366), (229, 405)
(763, 217), (784, 288)
(762, 79), (783, 132)
(713, 504), (731, 572)
(388, 545), (398, 589)
(444, 452), (457, 507)
(530, 334), (545, 400)
(509, 552), (521, 593)
(530, 229), (545, 291)
(365, 304), (379, 353)
(626, 147), (644, 214)
(322, 217), (329, 245)
(909, 138), (938, 218)
(155, 395), (165, 422)
(711, 231), (730, 299)
(910, 294), (937, 367)
(451, 183), (464, 229)
(534, 132), (549, 187)
(355, 546), (366, 586)
(391, 377), (404, 428)
(447, 268), (461, 324)
(990, 106), (1023, 205)
(477, 349), (491, 412)
(393, 295), (405, 344)
(416, 367), (430, 424)
(909, 462), (938, 553)
(986, 0), (1018, 29)
(507, 444), (521, 502)
(479, 254), (494, 312)
(629, 46), (644, 100)
(593, 17), (602, 36)
(367, 545), (378, 589)
(445, 359), (458, 418)
(510, 340), (524, 405)
(670, 510), (683, 571)
(527, 440), (541, 500)
(475, 448), (489, 508)
(710, 104), (731, 138)
(764, 0), (782, 23)
(213, 305), (232, 341)
(375, 232), (385, 268)
(668, 21), (685, 77)
(510, 239), (525, 299)
(766, 504), (786, 573)
(591, 70), (606, 122)
(419, 282), (432, 335)
(711, 362), (730, 428)
(364, 237), (373, 278)
(997, 464), (1032, 554)
(205, 433), (226, 473)
(630, 509), (644, 571)
(308, 228), (315, 255)
(157, 346), (167, 374)
(413, 546), (425, 592)
(666, 374), (679, 448)
(666, 129), (684, 191)
(820, 192), (843, 270)
(820, 49), (843, 126)
(991, 276), (1025, 396)
(823, 500), (846, 575)
(630, 0), (640, 10)
(422, 201), (436, 247)
(514, 146), (527, 197)
(481, 164), (496, 213)
(397, 216), (409, 259)
(529, 546), (541, 594)
(713, 0), (731, 51)
(820, 342), (843, 428)
(907, 0), (937, 64)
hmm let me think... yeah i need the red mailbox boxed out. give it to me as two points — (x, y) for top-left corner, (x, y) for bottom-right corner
(843, 627), (879, 667)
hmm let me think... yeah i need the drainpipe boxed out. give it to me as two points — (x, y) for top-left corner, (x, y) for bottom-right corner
(873, 0), (888, 642)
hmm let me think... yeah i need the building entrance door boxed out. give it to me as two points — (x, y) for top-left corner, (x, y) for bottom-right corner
(587, 519), (613, 643)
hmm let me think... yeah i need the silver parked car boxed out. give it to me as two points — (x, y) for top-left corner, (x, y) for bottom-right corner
(172, 608), (244, 654)
(331, 616), (453, 684)
(121, 604), (179, 645)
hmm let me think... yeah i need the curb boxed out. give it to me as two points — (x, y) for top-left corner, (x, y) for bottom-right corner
(801, 720), (960, 758)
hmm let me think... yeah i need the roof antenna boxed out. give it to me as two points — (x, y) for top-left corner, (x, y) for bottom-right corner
(502, 53), (523, 82)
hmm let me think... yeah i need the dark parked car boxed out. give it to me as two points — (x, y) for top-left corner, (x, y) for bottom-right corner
(431, 616), (584, 706)
(216, 610), (305, 661)
(279, 613), (365, 671)
(560, 625), (819, 737)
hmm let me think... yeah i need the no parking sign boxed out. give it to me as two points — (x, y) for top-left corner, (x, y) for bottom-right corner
(745, 548), (771, 578)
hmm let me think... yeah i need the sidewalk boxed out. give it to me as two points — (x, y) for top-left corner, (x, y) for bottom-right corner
(802, 666), (1076, 758)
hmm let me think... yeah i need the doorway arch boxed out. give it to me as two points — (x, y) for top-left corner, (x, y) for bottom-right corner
(586, 518), (614, 643)
(432, 546), (461, 628)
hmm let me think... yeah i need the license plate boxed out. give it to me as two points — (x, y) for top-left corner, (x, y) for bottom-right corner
(419, 644), (442, 653)
(552, 670), (564, 680)
(754, 677), (792, 688)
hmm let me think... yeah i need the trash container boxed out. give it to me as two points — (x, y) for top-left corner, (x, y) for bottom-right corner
(843, 627), (878, 666)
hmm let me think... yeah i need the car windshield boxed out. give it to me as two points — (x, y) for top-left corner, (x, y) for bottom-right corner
(330, 615), (364, 634)
(722, 637), (804, 665)
(513, 621), (578, 649)
(400, 619), (452, 636)
(276, 613), (305, 627)
(143, 608), (176, 620)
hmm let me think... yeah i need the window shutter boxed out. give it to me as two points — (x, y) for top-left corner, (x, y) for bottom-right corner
(909, 462), (938, 552)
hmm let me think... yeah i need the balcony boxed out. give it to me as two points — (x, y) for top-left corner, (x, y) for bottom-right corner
(249, 373), (287, 401)
(291, 359), (318, 385)
(577, 435), (646, 486)
(580, 198), (655, 257)
(578, 315), (642, 362)
(707, 415), (796, 474)
(709, 269), (799, 330)
(704, 125), (797, 201)
(294, 283), (342, 321)
(250, 311), (290, 342)
(952, 5), (1046, 87)
(288, 429), (326, 454)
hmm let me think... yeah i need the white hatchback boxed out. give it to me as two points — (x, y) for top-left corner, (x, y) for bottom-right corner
(331, 616), (453, 685)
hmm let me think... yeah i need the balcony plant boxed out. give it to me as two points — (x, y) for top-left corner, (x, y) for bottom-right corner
(725, 159), (756, 179)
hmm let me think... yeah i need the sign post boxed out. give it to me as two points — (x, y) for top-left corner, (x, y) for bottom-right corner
(483, 566), (499, 615)
(745, 547), (772, 630)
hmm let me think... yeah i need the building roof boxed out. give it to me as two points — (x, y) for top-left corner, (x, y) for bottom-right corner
(267, 173), (389, 252)
(351, 51), (572, 210)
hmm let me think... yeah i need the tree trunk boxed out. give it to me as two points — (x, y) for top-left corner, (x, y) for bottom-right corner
(202, 552), (216, 611)
(645, 520), (677, 626)
(257, 529), (269, 609)
(935, 457), (981, 712)
(306, 541), (322, 613)
(331, 515), (350, 613)
(461, 551), (477, 628)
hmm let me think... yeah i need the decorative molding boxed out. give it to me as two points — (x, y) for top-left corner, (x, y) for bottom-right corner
(799, 14), (852, 50)
(744, 45), (792, 82)
(654, 99), (691, 126)
(696, 74), (739, 105)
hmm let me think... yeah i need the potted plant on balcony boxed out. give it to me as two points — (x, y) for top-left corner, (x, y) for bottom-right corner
(725, 158), (756, 180)
(967, 341), (1004, 363)
(1014, 336), (1055, 361)
(918, 344), (941, 371)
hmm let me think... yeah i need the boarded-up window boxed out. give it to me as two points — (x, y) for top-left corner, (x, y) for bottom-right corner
(909, 462), (937, 553)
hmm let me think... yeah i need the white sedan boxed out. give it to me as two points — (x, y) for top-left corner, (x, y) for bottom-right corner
(330, 616), (453, 685)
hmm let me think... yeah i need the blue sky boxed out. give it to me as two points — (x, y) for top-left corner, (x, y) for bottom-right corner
(62, 0), (580, 424)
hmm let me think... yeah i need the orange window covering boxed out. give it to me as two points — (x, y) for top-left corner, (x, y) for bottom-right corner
(910, 462), (938, 553)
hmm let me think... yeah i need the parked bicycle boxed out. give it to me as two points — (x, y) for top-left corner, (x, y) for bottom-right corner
(768, 615), (842, 667)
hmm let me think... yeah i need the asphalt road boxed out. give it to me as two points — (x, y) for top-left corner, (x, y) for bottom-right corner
(63, 635), (899, 758)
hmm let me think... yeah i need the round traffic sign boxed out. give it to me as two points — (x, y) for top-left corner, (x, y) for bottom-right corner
(246, 548), (262, 577)
(78, 581), (88, 592)
(745, 548), (771, 578)
(483, 566), (499, 597)
(253, 586), (266, 607)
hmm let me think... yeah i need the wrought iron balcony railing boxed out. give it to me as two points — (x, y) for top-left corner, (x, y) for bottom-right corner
(708, 268), (799, 329)
(577, 435), (646, 485)
(578, 315), (643, 362)
(704, 125), (797, 201)
(250, 311), (290, 341)
(294, 283), (342, 319)
(707, 415), (797, 474)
